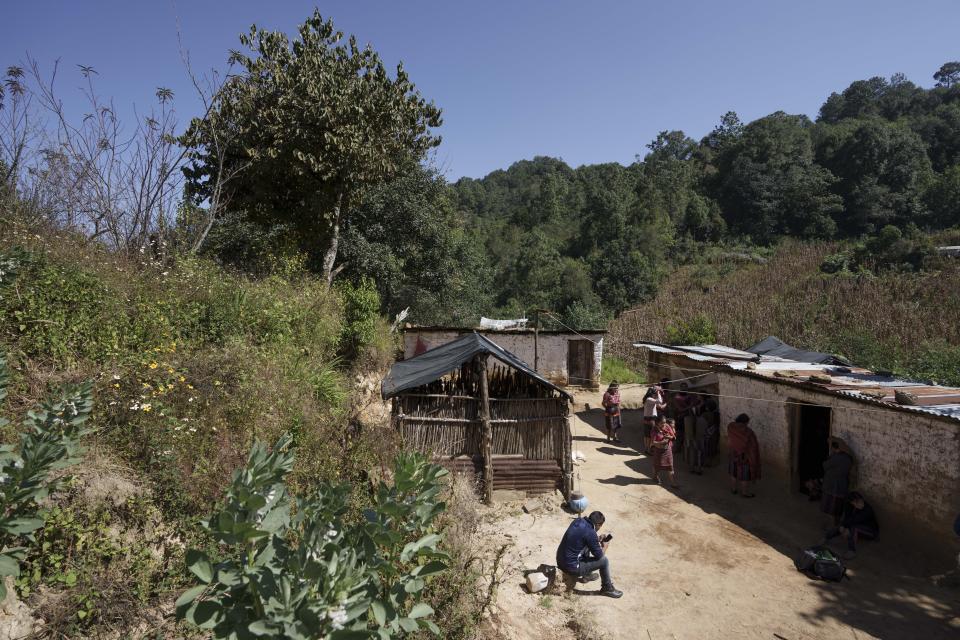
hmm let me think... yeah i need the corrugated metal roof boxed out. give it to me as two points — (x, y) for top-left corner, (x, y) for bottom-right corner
(633, 341), (960, 423)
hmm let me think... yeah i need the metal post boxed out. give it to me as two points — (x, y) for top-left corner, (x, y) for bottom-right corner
(478, 354), (493, 504)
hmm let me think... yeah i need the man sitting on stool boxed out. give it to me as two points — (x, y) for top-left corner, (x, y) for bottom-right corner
(555, 510), (623, 598)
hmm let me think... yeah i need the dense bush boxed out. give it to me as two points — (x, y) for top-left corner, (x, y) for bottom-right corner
(665, 313), (717, 346)
(177, 435), (449, 639)
(820, 225), (940, 274)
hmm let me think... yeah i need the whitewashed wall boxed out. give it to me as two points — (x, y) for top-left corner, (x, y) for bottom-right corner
(402, 330), (604, 388)
(717, 371), (960, 543)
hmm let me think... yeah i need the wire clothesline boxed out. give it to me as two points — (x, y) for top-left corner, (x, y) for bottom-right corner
(542, 311), (600, 345)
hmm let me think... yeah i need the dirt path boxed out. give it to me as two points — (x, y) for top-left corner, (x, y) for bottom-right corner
(481, 389), (960, 640)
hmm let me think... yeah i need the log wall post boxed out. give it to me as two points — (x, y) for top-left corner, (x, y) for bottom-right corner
(478, 354), (494, 504)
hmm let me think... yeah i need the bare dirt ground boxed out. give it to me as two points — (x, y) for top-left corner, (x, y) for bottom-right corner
(478, 387), (960, 640)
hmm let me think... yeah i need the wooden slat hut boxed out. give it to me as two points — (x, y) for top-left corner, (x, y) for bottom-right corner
(382, 332), (573, 503)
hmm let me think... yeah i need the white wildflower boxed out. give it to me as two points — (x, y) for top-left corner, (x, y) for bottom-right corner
(327, 605), (348, 631)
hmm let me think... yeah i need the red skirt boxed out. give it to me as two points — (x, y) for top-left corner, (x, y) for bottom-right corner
(651, 443), (674, 470)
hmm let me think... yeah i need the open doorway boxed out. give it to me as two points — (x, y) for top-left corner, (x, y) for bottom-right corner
(792, 402), (832, 495)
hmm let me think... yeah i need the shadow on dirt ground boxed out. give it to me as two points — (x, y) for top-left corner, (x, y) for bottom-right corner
(572, 404), (960, 639)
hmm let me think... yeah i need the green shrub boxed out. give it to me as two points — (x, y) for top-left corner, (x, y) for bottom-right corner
(821, 226), (940, 275)
(17, 501), (178, 630)
(338, 278), (382, 361)
(665, 313), (716, 345)
(177, 435), (449, 639)
(0, 355), (93, 600)
(819, 250), (854, 274)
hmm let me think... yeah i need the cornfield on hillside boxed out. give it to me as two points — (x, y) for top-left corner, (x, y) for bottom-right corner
(609, 241), (960, 384)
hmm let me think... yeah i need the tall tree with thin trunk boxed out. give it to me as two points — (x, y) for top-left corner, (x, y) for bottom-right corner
(181, 10), (442, 285)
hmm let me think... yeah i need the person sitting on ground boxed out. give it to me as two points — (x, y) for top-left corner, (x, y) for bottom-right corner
(555, 511), (623, 598)
(642, 385), (666, 453)
(650, 416), (680, 488)
(823, 491), (878, 559)
(602, 381), (623, 444)
(727, 413), (761, 498)
(821, 438), (855, 526)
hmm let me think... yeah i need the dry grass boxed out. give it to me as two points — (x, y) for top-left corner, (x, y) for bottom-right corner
(608, 240), (960, 382)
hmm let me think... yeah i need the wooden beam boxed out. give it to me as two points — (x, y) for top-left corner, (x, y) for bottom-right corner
(479, 354), (493, 504)
(397, 415), (477, 424)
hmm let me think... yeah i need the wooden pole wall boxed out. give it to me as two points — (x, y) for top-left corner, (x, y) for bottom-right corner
(478, 354), (493, 504)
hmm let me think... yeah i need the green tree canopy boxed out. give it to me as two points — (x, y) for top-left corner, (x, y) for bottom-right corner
(182, 10), (442, 285)
(715, 112), (841, 241)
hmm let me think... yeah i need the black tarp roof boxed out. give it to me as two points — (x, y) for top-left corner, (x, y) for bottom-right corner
(746, 336), (850, 366)
(381, 332), (573, 401)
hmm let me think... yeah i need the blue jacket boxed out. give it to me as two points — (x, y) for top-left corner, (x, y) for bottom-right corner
(556, 517), (603, 571)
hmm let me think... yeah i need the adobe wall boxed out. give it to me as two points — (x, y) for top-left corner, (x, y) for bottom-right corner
(402, 330), (604, 389)
(716, 372), (960, 544)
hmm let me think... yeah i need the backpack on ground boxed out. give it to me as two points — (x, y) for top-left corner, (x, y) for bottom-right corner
(793, 546), (847, 582)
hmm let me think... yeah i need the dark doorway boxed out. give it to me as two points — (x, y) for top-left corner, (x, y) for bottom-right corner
(794, 402), (832, 492)
(567, 340), (594, 387)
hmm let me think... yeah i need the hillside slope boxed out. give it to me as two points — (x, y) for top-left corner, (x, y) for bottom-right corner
(608, 240), (960, 386)
(0, 219), (401, 636)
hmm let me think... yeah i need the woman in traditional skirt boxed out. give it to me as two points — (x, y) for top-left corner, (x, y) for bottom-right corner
(642, 386), (666, 454)
(602, 381), (623, 444)
(650, 417), (679, 488)
(727, 413), (761, 497)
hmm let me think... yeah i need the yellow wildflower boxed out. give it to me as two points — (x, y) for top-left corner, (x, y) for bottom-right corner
(167, 368), (174, 374)
(178, 376), (186, 383)
(113, 383), (120, 388)
(149, 362), (158, 369)
(142, 403), (153, 412)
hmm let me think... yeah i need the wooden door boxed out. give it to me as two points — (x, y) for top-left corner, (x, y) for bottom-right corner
(567, 340), (594, 386)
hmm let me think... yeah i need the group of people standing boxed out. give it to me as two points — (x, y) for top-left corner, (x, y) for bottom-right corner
(602, 379), (721, 487)
(602, 379), (880, 558)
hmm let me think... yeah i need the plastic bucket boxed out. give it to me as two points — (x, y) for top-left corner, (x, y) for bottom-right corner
(526, 572), (549, 593)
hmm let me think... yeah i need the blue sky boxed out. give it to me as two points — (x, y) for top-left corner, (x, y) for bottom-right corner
(5, 1), (960, 180)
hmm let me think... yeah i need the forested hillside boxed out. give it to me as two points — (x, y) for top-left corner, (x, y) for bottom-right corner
(445, 63), (960, 328)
